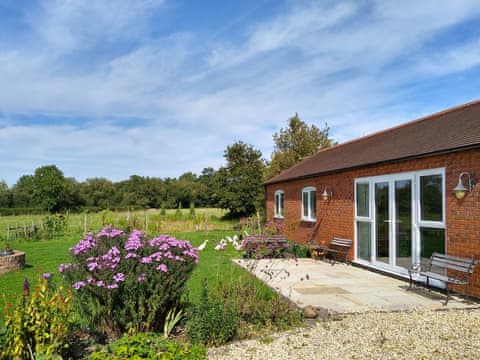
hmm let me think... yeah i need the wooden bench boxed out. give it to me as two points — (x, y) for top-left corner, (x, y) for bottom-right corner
(311, 237), (352, 265)
(242, 234), (288, 258)
(409, 252), (478, 305)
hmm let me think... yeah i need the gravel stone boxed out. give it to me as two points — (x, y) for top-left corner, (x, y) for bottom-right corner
(207, 308), (480, 359)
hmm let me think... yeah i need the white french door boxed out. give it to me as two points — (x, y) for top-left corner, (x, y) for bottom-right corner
(372, 175), (414, 272)
(355, 169), (445, 276)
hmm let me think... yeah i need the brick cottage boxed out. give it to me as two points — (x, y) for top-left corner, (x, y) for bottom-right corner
(265, 100), (480, 297)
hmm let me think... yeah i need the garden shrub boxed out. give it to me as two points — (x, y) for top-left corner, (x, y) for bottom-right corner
(60, 226), (198, 338)
(1, 274), (76, 359)
(186, 279), (239, 346)
(89, 332), (206, 360)
(186, 277), (302, 346)
(213, 277), (302, 333)
(42, 213), (68, 238)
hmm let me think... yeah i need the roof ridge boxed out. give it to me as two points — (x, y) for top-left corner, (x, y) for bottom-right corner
(264, 99), (480, 185)
(314, 98), (480, 155)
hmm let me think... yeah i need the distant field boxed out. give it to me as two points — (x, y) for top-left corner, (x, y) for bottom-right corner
(0, 208), (234, 241)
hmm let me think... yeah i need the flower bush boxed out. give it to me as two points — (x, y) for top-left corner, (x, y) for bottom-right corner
(60, 226), (198, 338)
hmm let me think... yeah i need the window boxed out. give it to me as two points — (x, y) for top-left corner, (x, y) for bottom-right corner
(420, 174), (443, 222)
(356, 182), (369, 218)
(274, 190), (284, 218)
(301, 187), (316, 221)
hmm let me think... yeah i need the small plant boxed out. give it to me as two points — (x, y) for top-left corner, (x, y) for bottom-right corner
(1, 274), (75, 359)
(60, 226), (198, 338)
(164, 307), (183, 338)
(186, 279), (239, 346)
(0, 235), (13, 254)
(89, 332), (206, 359)
(186, 276), (301, 346)
(42, 213), (67, 238)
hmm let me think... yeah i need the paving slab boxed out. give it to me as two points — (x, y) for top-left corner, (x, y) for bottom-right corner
(234, 258), (479, 314)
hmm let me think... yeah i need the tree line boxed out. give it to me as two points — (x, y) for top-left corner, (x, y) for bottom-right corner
(0, 115), (335, 216)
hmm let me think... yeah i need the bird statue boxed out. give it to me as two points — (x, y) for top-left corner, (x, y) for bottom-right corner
(215, 239), (227, 251)
(226, 236), (233, 243)
(232, 240), (243, 251)
(232, 235), (239, 242)
(198, 239), (208, 251)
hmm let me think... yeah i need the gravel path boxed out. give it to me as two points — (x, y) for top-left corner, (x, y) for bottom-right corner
(208, 308), (480, 359)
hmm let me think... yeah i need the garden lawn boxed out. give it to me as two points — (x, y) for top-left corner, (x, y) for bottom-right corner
(0, 229), (272, 326)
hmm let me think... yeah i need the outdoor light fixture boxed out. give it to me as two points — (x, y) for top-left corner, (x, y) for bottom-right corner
(453, 172), (475, 200)
(321, 187), (332, 202)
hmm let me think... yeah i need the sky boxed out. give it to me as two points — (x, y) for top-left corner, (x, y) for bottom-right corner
(1, 0), (480, 186)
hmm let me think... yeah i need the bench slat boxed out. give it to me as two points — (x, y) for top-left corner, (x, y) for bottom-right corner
(419, 271), (468, 285)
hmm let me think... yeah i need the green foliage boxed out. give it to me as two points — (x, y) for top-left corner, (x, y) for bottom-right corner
(163, 308), (183, 338)
(61, 227), (198, 338)
(42, 213), (68, 238)
(266, 114), (335, 179)
(217, 277), (302, 334)
(89, 332), (206, 360)
(215, 141), (265, 217)
(186, 276), (301, 346)
(0, 180), (12, 208)
(32, 165), (70, 212)
(186, 279), (239, 346)
(0, 275), (76, 359)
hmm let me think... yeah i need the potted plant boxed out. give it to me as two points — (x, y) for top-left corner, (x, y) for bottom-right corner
(0, 235), (13, 256)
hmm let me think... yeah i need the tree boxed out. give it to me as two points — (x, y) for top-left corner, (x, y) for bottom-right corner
(266, 113), (335, 179)
(11, 175), (35, 208)
(0, 180), (12, 208)
(80, 178), (116, 208)
(31, 165), (69, 212)
(215, 141), (265, 217)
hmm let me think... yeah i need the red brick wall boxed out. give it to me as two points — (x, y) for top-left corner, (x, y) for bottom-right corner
(266, 148), (480, 297)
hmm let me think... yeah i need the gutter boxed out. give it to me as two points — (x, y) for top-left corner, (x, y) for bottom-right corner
(264, 144), (480, 186)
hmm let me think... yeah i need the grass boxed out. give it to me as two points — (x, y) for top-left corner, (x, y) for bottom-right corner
(0, 226), (273, 326)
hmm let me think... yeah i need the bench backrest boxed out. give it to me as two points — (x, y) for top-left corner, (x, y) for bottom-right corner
(330, 237), (352, 248)
(429, 252), (478, 274)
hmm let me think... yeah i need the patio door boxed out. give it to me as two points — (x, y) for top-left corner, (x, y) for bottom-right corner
(355, 169), (446, 276)
(373, 176), (413, 270)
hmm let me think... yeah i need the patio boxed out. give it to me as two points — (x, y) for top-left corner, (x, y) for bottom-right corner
(235, 258), (479, 314)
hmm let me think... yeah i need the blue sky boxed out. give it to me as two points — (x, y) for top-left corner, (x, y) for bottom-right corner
(1, 0), (480, 186)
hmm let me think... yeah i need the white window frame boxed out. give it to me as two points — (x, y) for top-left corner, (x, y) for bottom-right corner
(416, 168), (446, 229)
(274, 190), (284, 218)
(301, 187), (316, 222)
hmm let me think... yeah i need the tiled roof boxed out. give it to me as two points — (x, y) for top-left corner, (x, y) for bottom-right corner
(265, 100), (480, 185)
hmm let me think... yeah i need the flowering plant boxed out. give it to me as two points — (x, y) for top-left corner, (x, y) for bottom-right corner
(60, 226), (198, 338)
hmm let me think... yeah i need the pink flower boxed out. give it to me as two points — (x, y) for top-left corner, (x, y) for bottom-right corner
(113, 273), (125, 282)
(156, 264), (168, 273)
(73, 281), (86, 290)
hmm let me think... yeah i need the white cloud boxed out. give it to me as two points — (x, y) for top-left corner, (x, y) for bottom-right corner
(1, 1), (480, 184)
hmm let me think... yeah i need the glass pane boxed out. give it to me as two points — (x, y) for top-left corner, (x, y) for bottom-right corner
(395, 180), (412, 269)
(356, 183), (369, 217)
(420, 228), (446, 270)
(357, 221), (371, 261)
(420, 175), (443, 222)
(375, 182), (389, 264)
(302, 192), (308, 218)
(279, 193), (284, 216)
(310, 191), (316, 219)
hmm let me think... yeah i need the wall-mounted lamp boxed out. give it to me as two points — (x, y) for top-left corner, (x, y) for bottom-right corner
(321, 187), (333, 202)
(453, 172), (475, 200)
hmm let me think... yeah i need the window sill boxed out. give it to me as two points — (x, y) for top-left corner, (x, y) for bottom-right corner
(273, 215), (284, 219)
(301, 218), (316, 223)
